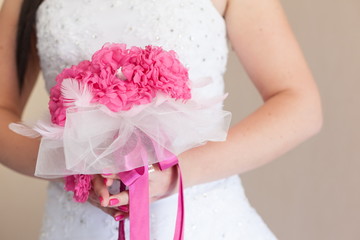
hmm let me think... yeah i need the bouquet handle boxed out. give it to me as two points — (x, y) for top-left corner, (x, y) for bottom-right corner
(118, 181), (126, 240)
(117, 138), (184, 240)
(158, 158), (185, 240)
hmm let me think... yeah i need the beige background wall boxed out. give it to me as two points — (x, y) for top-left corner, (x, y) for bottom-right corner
(1, 0), (359, 239)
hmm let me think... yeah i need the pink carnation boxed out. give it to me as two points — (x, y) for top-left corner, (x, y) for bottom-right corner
(64, 174), (92, 203)
(49, 60), (95, 126)
(50, 43), (191, 125)
(123, 45), (191, 100)
(51, 43), (191, 202)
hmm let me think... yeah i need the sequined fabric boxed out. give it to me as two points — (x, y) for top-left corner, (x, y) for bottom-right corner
(36, 0), (277, 239)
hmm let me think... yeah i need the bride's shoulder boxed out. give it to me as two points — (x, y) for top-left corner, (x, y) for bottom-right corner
(0, 0), (20, 48)
(0, 0), (24, 112)
(211, 0), (228, 17)
(0, 0), (22, 12)
(0, 0), (40, 112)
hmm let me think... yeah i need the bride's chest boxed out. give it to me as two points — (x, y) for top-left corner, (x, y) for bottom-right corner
(36, 0), (225, 43)
(36, 0), (228, 91)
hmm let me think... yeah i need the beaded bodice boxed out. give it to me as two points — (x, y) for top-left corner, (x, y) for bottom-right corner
(36, 0), (228, 102)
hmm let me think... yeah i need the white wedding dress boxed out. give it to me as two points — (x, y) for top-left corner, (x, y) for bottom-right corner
(36, 0), (277, 239)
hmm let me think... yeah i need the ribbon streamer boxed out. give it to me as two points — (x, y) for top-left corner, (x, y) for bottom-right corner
(117, 134), (185, 240)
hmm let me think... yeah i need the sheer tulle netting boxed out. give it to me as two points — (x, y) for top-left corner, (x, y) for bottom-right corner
(36, 0), (277, 239)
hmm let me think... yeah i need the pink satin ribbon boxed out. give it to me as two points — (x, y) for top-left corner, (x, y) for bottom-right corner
(117, 137), (185, 240)
(158, 160), (185, 240)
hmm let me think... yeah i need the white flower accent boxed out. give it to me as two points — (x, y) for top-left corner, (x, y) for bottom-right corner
(116, 67), (127, 81)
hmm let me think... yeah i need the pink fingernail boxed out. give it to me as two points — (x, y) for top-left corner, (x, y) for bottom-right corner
(115, 215), (125, 221)
(103, 178), (107, 185)
(99, 196), (103, 203)
(102, 173), (112, 176)
(109, 198), (119, 206)
(118, 205), (129, 212)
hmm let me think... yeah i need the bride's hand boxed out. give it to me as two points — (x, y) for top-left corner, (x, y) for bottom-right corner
(87, 186), (129, 221)
(61, 176), (123, 218)
(92, 164), (178, 221)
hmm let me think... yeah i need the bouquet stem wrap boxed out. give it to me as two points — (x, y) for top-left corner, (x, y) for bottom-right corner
(115, 130), (184, 240)
(118, 181), (126, 240)
(118, 145), (184, 240)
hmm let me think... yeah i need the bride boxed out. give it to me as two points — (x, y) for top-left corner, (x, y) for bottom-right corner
(0, 0), (322, 239)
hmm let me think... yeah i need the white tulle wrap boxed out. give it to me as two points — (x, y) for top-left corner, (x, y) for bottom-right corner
(10, 86), (231, 178)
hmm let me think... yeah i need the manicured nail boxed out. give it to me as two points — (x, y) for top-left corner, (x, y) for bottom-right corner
(102, 173), (112, 176)
(109, 198), (119, 206)
(118, 205), (129, 212)
(99, 196), (103, 203)
(115, 215), (125, 221)
(103, 178), (107, 185)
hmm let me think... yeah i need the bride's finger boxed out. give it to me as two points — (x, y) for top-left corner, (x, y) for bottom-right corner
(89, 196), (127, 221)
(108, 190), (130, 207)
(117, 205), (129, 213)
(100, 208), (128, 221)
(101, 174), (119, 187)
(103, 177), (114, 187)
(92, 175), (110, 207)
(101, 173), (120, 180)
(114, 212), (129, 221)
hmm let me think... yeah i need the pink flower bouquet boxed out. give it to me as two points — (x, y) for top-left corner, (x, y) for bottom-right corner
(10, 43), (231, 240)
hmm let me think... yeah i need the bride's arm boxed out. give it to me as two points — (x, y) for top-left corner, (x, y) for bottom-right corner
(0, 0), (41, 177)
(179, 0), (322, 187)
